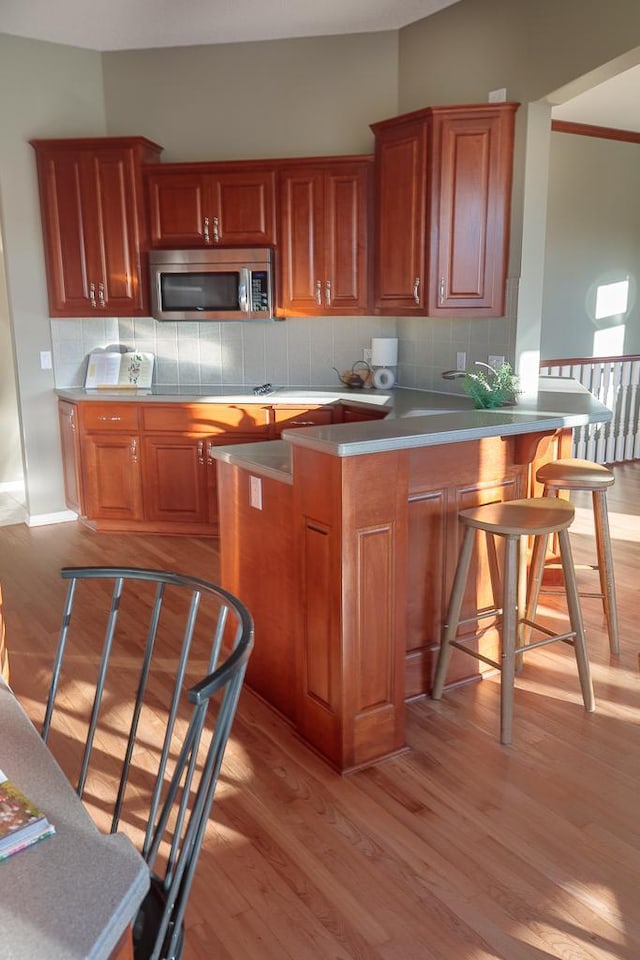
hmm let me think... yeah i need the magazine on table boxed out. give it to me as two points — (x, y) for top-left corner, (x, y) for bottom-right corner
(0, 769), (55, 862)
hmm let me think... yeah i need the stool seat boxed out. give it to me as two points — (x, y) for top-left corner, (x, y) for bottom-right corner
(534, 457), (619, 656)
(432, 496), (595, 745)
(461, 497), (574, 537)
(537, 458), (614, 491)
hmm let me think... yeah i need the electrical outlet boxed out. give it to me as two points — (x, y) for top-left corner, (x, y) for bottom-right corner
(363, 347), (372, 364)
(488, 354), (505, 369)
(456, 351), (467, 371)
(249, 475), (262, 510)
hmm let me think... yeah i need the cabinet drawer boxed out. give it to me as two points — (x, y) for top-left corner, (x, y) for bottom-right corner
(81, 403), (139, 432)
(141, 403), (271, 434)
(271, 406), (335, 436)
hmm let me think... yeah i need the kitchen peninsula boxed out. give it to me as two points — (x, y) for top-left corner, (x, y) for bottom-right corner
(211, 379), (611, 772)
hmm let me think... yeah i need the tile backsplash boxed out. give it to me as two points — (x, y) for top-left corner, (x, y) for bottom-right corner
(51, 301), (516, 393)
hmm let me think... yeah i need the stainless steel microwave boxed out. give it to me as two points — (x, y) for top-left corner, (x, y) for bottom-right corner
(149, 247), (274, 321)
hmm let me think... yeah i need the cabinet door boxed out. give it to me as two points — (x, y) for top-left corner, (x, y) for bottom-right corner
(213, 170), (276, 246)
(278, 168), (325, 316)
(428, 104), (517, 317)
(324, 164), (371, 314)
(372, 118), (427, 313)
(90, 148), (147, 314)
(33, 148), (96, 315)
(142, 436), (209, 523)
(83, 434), (143, 521)
(58, 400), (83, 514)
(146, 170), (212, 247)
(32, 138), (160, 318)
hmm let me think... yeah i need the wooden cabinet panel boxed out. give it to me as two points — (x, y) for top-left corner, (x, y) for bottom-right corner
(278, 158), (371, 317)
(141, 436), (208, 523)
(338, 404), (388, 424)
(145, 164), (276, 248)
(140, 403), (271, 434)
(83, 434), (143, 521)
(270, 405), (334, 436)
(428, 105), (517, 316)
(31, 138), (161, 318)
(58, 400), (83, 515)
(372, 118), (427, 313)
(80, 403), (140, 433)
(370, 103), (517, 318)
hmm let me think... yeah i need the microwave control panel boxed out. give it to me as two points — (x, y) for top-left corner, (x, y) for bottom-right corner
(250, 271), (271, 312)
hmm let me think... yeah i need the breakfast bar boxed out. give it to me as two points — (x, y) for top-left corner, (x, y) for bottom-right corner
(212, 378), (611, 772)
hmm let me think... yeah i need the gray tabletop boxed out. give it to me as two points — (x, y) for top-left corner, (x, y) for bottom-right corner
(0, 679), (149, 960)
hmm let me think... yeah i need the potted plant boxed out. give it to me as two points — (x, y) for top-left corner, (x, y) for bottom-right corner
(461, 361), (521, 409)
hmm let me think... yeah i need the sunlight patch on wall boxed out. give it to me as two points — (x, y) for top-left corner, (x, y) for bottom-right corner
(593, 324), (625, 357)
(595, 279), (629, 321)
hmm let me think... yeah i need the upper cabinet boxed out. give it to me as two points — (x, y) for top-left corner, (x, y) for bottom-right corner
(277, 157), (372, 317)
(371, 102), (518, 318)
(31, 137), (162, 318)
(145, 163), (276, 248)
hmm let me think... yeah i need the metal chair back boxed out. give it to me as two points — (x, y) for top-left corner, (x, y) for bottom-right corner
(41, 566), (254, 960)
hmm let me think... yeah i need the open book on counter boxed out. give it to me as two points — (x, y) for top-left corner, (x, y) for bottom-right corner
(0, 768), (55, 861)
(85, 351), (154, 390)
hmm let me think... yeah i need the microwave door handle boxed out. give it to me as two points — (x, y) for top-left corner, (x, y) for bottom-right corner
(239, 268), (250, 313)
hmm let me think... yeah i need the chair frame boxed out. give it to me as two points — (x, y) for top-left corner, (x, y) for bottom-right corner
(41, 566), (254, 960)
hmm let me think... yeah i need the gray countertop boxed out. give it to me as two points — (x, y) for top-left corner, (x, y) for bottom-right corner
(0, 678), (149, 960)
(57, 378), (611, 484)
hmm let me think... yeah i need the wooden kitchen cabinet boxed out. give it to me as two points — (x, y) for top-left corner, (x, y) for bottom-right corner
(145, 162), (276, 248)
(83, 434), (143, 522)
(58, 400), (83, 515)
(31, 137), (162, 317)
(277, 157), (372, 317)
(371, 102), (518, 318)
(141, 435), (209, 524)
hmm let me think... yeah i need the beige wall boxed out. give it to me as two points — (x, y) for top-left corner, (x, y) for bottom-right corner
(398, 0), (640, 109)
(102, 33), (399, 161)
(0, 225), (21, 484)
(0, 34), (105, 516)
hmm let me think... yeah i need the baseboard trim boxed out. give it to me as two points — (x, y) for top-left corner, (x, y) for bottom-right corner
(27, 510), (78, 527)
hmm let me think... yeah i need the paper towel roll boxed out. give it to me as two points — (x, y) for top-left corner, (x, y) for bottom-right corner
(371, 337), (398, 367)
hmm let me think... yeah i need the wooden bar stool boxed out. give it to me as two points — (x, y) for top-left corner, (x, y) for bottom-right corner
(431, 498), (595, 745)
(531, 459), (619, 656)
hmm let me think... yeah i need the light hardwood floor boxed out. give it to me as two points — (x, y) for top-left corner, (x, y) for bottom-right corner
(1, 465), (639, 960)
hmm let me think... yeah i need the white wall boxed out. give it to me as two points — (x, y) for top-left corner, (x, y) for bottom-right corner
(0, 34), (106, 518)
(542, 130), (640, 361)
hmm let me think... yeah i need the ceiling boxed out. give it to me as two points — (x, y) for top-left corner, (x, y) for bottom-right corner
(0, 0), (460, 51)
(1, 0), (638, 131)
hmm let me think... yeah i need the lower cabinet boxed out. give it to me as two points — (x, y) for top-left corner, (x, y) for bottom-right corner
(83, 433), (143, 522)
(142, 436), (209, 524)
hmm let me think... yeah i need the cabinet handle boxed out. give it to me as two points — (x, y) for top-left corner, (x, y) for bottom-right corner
(325, 280), (331, 307)
(439, 277), (446, 305)
(413, 277), (420, 305)
(315, 280), (322, 305)
(203, 217), (210, 242)
(130, 438), (138, 463)
(89, 281), (96, 308)
(70, 410), (76, 431)
(213, 216), (220, 243)
(98, 415), (121, 422)
(197, 440), (205, 465)
(206, 440), (215, 464)
(98, 282), (105, 308)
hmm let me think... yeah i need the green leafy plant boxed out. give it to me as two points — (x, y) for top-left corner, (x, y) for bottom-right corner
(461, 361), (521, 409)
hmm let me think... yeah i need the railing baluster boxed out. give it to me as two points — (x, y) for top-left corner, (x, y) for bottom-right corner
(540, 353), (640, 465)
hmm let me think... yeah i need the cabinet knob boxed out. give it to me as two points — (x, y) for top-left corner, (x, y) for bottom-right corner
(203, 217), (210, 243)
(315, 280), (322, 306)
(325, 280), (331, 307)
(413, 277), (420, 305)
(213, 216), (220, 243)
(439, 277), (446, 305)
(89, 281), (96, 308)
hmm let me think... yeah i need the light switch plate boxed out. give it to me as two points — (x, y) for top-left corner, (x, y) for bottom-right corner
(249, 475), (262, 510)
(456, 351), (467, 371)
(40, 350), (52, 370)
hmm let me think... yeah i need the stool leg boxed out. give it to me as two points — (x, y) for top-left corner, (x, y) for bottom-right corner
(499, 535), (519, 745)
(522, 531), (549, 645)
(592, 489), (620, 656)
(432, 525), (476, 700)
(558, 527), (595, 713)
